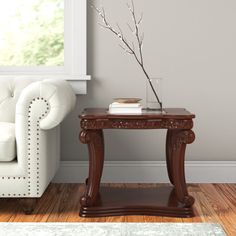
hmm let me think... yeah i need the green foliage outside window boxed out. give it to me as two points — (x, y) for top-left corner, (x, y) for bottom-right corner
(0, 0), (64, 66)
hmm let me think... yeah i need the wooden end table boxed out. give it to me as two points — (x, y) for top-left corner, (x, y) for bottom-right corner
(79, 108), (196, 218)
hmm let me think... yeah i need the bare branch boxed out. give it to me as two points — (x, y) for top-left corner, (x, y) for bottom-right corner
(132, 42), (135, 51)
(127, 23), (134, 34)
(91, 3), (142, 64)
(126, 1), (144, 64)
(91, 2), (163, 110)
(126, 2), (134, 14)
(91, 4), (101, 15)
(140, 33), (144, 44)
(116, 24), (124, 37)
(119, 44), (133, 54)
(137, 13), (143, 26)
(98, 22), (111, 30)
(102, 7), (105, 17)
(119, 44), (126, 51)
(131, 0), (135, 13)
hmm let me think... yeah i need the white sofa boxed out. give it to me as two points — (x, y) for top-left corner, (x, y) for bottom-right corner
(0, 78), (76, 210)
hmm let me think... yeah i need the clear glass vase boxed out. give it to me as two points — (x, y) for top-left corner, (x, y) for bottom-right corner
(145, 78), (163, 111)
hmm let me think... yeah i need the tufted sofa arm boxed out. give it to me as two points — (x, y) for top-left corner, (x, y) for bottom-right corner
(12, 79), (76, 197)
(16, 79), (76, 130)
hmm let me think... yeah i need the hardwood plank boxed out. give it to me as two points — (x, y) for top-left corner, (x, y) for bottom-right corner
(143, 216), (162, 222)
(190, 191), (221, 223)
(49, 184), (80, 222)
(162, 217), (182, 222)
(187, 184), (201, 193)
(0, 199), (21, 222)
(9, 184), (59, 222)
(35, 184), (64, 222)
(124, 215), (146, 222)
(214, 184), (236, 207)
(199, 184), (234, 236)
(182, 184), (204, 223)
(210, 184), (236, 236)
(105, 216), (125, 222)
(46, 184), (72, 222)
(0, 183), (235, 235)
(65, 184), (83, 222)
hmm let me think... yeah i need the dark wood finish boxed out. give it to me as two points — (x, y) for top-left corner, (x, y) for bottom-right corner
(19, 198), (38, 215)
(170, 130), (195, 207)
(79, 108), (196, 218)
(79, 130), (104, 207)
(166, 130), (174, 185)
(80, 186), (193, 218)
(80, 108), (195, 119)
(80, 108), (194, 130)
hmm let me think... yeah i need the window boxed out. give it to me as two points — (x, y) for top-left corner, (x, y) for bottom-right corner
(0, 0), (89, 94)
(0, 0), (64, 66)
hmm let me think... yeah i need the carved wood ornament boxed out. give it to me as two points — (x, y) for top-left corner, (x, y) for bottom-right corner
(79, 108), (196, 217)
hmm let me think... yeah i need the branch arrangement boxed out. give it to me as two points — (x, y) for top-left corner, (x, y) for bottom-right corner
(92, 0), (162, 111)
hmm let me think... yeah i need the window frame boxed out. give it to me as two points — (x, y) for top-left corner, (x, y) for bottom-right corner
(0, 0), (90, 94)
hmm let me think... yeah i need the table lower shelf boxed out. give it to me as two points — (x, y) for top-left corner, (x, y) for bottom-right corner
(79, 186), (194, 218)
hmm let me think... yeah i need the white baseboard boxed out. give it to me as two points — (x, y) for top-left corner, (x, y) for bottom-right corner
(53, 161), (236, 183)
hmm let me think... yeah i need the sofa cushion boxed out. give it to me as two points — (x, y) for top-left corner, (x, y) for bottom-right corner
(0, 79), (34, 123)
(0, 122), (16, 162)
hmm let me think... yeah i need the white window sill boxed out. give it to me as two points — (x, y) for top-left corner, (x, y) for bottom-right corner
(0, 74), (91, 94)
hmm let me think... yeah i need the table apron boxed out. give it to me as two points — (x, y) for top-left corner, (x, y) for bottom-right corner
(81, 119), (194, 130)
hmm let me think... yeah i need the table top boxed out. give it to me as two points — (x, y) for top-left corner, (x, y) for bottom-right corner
(80, 108), (195, 120)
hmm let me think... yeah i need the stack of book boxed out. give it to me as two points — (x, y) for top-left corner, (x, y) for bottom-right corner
(109, 102), (142, 114)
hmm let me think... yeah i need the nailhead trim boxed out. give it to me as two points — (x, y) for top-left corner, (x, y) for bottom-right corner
(1, 97), (50, 197)
(28, 97), (50, 196)
(1, 177), (26, 180)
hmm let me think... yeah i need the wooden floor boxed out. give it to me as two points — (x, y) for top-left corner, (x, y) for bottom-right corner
(0, 184), (235, 235)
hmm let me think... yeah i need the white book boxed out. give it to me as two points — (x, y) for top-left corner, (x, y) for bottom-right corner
(109, 107), (142, 114)
(110, 102), (141, 108)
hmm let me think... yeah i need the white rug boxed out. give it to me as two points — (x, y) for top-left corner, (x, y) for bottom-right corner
(0, 223), (226, 236)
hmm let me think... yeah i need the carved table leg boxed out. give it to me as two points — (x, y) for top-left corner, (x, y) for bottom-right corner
(79, 129), (104, 207)
(171, 129), (195, 207)
(166, 130), (174, 185)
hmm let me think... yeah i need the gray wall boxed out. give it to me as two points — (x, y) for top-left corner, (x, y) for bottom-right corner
(61, 0), (236, 162)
